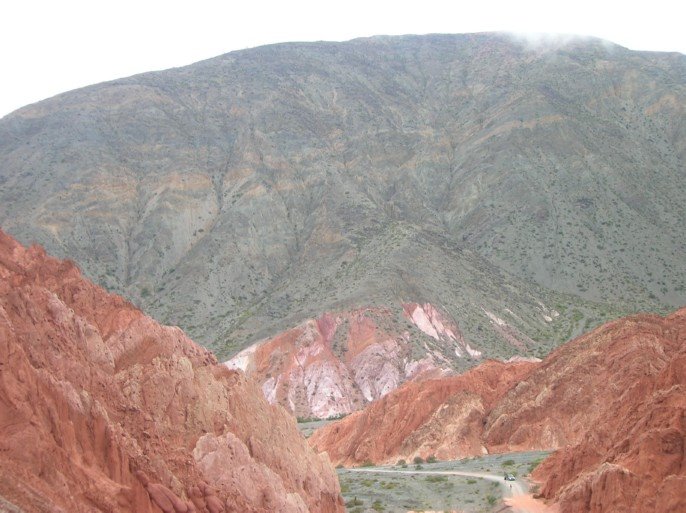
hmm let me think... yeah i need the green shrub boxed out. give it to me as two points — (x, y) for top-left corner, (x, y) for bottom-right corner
(296, 416), (316, 423)
(345, 497), (363, 507)
(426, 454), (438, 464)
(413, 456), (425, 464)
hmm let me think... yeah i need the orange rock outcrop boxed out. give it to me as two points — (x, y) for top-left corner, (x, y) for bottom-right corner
(0, 230), (343, 513)
(311, 306), (686, 513)
(527, 309), (686, 513)
(309, 360), (537, 465)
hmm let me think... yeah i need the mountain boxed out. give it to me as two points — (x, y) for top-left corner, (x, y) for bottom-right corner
(225, 303), (482, 418)
(309, 358), (536, 464)
(310, 307), (686, 512)
(0, 230), (343, 513)
(1, 33), (685, 363)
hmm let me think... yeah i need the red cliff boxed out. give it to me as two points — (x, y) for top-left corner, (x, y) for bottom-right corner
(525, 309), (686, 513)
(0, 230), (343, 513)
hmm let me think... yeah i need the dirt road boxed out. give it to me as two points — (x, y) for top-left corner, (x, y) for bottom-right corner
(346, 468), (553, 513)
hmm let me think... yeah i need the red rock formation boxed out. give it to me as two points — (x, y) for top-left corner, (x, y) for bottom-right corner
(225, 305), (478, 418)
(0, 230), (343, 513)
(311, 303), (686, 513)
(483, 310), (685, 451)
(309, 360), (537, 465)
(523, 309), (686, 513)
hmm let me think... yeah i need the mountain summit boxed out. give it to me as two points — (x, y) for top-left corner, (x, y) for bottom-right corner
(1, 33), (684, 360)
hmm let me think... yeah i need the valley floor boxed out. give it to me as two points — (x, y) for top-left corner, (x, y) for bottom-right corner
(337, 451), (551, 513)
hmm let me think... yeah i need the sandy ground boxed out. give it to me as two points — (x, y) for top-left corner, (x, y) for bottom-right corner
(504, 494), (559, 513)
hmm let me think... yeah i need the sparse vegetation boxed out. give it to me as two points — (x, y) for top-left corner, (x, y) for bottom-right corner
(6, 35), (682, 379)
(337, 451), (549, 513)
(424, 475), (447, 483)
(345, 497), (363, 507)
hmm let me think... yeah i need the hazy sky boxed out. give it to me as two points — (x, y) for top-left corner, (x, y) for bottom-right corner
(1, 0), (684, 118)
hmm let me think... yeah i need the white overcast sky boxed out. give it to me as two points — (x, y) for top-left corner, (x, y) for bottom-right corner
(1, 0), (684, 118)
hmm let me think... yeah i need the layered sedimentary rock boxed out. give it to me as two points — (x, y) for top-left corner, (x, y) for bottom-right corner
(225, 303), (480, 418)
(526, 309), (686, 513)
(0, 230), (343, 513)
(309, 359), (537, 464)
(311, 307), (686, 512)
(483, 309), (685, 450)
(402, 303), (481, 359)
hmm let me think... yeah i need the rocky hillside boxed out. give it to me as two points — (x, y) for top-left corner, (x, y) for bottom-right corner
(1, 33), (684, 360)
(529, 309), (686, 513)
(225, 303), (482, 418)
(0, 230), (343, 513)
(309, 359), (537, 464)
(310, 307), (686, 512)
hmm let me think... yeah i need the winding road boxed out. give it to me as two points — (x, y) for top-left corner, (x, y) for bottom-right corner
(345, 468), (551, 513)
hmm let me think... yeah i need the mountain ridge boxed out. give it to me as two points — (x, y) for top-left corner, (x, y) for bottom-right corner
(1, 32), (684, 361)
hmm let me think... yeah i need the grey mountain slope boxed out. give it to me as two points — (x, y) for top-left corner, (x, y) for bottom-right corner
(1, 33), (684, 359)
